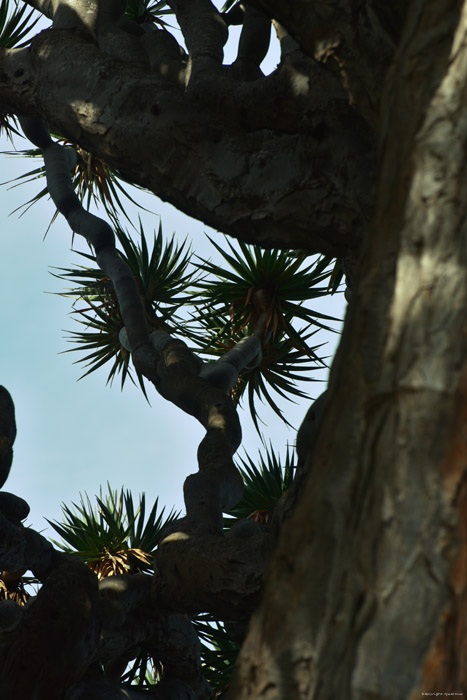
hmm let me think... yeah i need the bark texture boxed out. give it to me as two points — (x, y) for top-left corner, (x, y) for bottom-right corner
(1, 0), (466, 698)
(229, 1), (467, 697)
(0, 1), (384, 257)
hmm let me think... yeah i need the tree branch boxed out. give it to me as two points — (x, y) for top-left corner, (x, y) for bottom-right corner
(147, 334), (243, 533)
(0, 520), (267, 696)
(22, 0), (54, 19)
(50, 0), (100, 35)
(0, 558), (100, 699)
(98, 574), (212, 697)
(154, 529), (271, 619)
(19, 116), (160, 386)
(18, 119), (245, 536)
(167, 0), (227, 84)
(0, 555), (210, 698)
(250, 0), (406, 124)
(230, 5), (271, 81)
(0, 506), (71, 580)
(0, 28), (374, 257)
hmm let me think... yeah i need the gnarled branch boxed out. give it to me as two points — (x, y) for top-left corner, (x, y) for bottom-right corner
(0, 27), (374, 258)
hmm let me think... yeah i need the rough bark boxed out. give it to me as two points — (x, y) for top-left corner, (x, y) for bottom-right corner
(251, 0), (407, 125)
(229, 0), (467, 697)
(0, 513), (267, 697)
(1, 0), (466, 697)
(153, 529), (271, 619)
(0, 3), (384, 257)
(0, 560), (100, 700)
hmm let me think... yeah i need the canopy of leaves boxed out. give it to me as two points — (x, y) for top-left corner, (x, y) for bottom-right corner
(194, 614), (240, 698)
(46, 215), (342, 428)
(190, 238), (337, 428)
(226, 443), (295, 525)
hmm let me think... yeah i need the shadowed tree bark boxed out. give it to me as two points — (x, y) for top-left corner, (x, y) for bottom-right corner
(229, 1), (467, 696)
(0, 0), (466, 697)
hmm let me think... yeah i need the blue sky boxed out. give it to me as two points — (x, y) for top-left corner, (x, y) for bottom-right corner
(0, 11), (346, 539)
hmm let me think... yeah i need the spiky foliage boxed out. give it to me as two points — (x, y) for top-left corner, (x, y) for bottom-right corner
(1, 141), (149, 225)
(47, 484), (179, 578)
(194, 614), (240, 699)
(0, 1), (40, 141)
(0, 0), (39, 48)
(194, 308), (326, 430)
(327, 257), (345, 293)
(73, 146), (151, 223)
(0, 113), (21, 143)
(221, 0), (240, 13)
(47, 486), (178, 688)
(125, 0), (174, 24)
(55, 229), (339, 427)
(191, 238), (335, 428)
(55, 222), (194, 393)
(121, 651), (162, 688)
(225, 444), (296, 525)
(0, 570), (30, 605)
(195, 237), (335, 337)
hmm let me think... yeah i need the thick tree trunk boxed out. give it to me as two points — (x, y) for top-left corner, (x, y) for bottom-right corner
(229, 1), (467, 697)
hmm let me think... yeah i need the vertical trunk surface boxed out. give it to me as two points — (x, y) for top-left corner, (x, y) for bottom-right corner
(229, 1), (467, 698)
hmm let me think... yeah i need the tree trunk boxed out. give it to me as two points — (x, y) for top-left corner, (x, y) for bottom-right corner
(229, 1), (467, 697)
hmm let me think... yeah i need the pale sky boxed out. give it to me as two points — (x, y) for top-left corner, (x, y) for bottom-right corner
(0, 9), (347, 538)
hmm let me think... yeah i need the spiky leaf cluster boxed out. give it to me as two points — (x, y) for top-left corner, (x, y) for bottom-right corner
(124, 0), (173, 25)
(194, 237), (334, 337)
(48, 484), (179, 578)
(1, 140), (149, 225)
(0, 571), (30, 605)
(225, 444), (296, 525)
(56, 222), (193, 394)
(0, 1), (40, 141)
(121, 651), (162, 688)
(0, 0), (39, 48)
(55, 227), (339, 427)
(190, 238), (336, 427)
(194, 614), (239, 698)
